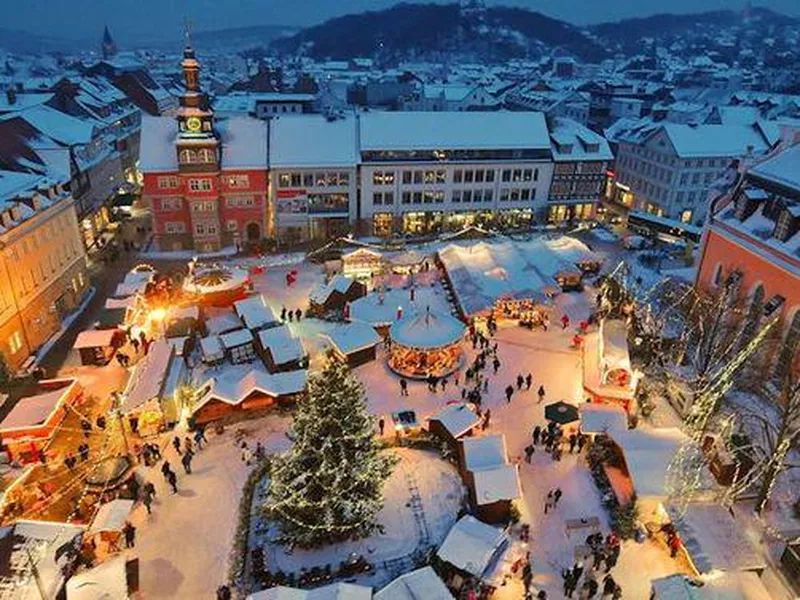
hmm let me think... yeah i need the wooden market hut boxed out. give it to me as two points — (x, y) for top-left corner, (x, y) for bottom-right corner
(308, 275), (366, 316)
(428, 403), (481, 450)
(119, 340), (178, 435)
(583, 319), (638, 414)
(234, 295), (280, 333)
(341, 247), (385, 279)
(321, 322), (382, 368)
(257, 325), (307, 373)
(220, 329), (257, 364)
(72, 329), (123, 366)
(457, 434), (521, 524)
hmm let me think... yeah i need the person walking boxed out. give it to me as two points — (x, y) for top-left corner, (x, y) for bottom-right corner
(517, 373), (524, 391)
(483, 379), (489, 393)
(142, 490), (153, 514)
(563, 568), (578, 598)
(483, 409), (491, 429)
(167, 470), (178, 494)
(524, 444), (534, 463)
(582, 575), (598, 599)
(561, 313), (570, 330)
(604, 545), (620, 572)
(181, 449), (193, 474)
(553, 487), (563, 507)
(280, 306), (287, 321)
(493, 357), (501, 374)
(173, 436), (182, 455)
(161, 461), (172, 481)
(525, 373), (533, 390)
(123, 522), (136, 548)
(569, 433), (578, 453)
(241, 443), (253, 466)
(184, 436), (193, 455)
(295, 308), (302, 321)
(602, 574), (617, 598)
(378, 418), (385, 436)
(400, 378), (409, 396)
(537, 385), (546, 404)
(533, 425), (542, 445)
(505, 385), (514, 403)
(194, 428), (204, 450)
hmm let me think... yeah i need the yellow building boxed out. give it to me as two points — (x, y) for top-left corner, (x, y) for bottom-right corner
(0, 172), (89, 372)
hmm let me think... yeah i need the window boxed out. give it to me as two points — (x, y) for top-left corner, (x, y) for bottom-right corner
(194, 223), (206, 235)
(278, 174), (292, 188)
(464, 170), (474, 183)
(520, 189), (530, 201)
(303, 173), (314, 187)
(436, 170), (446, 183)
(161, 198), (182, 211)
(500, 189), (510, 201)
(372, 171), (395, 186)
(486, 170), (495, 183)
(484, 189), (493, 202)
(692, 172), (701, 184)
(384, 191), (394, 205)
(188, 178), (212, 192)
(198, 148), (215, 163)
(463, 190), (472, 203)
(8, 331), (23, 354)
(413, 171), (423, 184)
(338, 172), (350, 186)
(165, 221), (186, 234)
(292, 174), (302, 187)
(475, 170), (484, 183)
(373, 192), (384, 205)
(712, 263), (723, 287)
(157, 176), (178, 189)
(522, 169), (533, 182)
(502, 170), (511, 182)
(413, 192), (422, 204)
(402, 171), (412, 184)
(402, 192), (411, 204)
(680, 209), (693, 223)
(226, 174), (250, 188)
(512, 169), (522, 182)
(452, 190), (461, 203)
(510, 189), (520, 201)
(179, 149), (196, 164)
(226, 220), (238, 232)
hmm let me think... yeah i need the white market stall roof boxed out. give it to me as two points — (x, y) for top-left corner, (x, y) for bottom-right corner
(462, 434), (508, 471)
(206, 312), (243, 336)
(389, 249), (428, 268)
(342, 247), (384, 261)
(472, 464), (522, 505)
(234, 295), (278, 330)
(429, 403), (480, 438)
(666, 503), (766, 575)
(200, 336), (225, 361)
(0, 520), (86, 600)
(321, 322), (381, 355)
(389, 309), (465, 349)
(119, 339), (173, 413)
(309, 275), (357, 306)
(651, 572), (772, 600)
(167, 305), (200, 322)
(0, 380), (77, 432)
(610, 427), (690, 498)
(543, 236), (603, 266)
(113, 281), (147, 298)
(88, 499), (134, 534)
(599, 320), (631, 380)
(374, 566), (453, 600)
(104, 296), (136, 310)
(66, 556), (128, 600)
(248, 582), (371, 599)
(258, 326), (306, 365)
(579, 403), (628, 435)
(194, 367), (307, 411)
(220, 328), (254, 349)
(73, 329), (117, 349)
(437, 515), (509, 577)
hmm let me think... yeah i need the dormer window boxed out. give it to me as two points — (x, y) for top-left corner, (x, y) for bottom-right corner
(773, 207), (799, 242)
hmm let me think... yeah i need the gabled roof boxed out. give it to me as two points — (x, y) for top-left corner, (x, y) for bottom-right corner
(436, 515), (508, 577)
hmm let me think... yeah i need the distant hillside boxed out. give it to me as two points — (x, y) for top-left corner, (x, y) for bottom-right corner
(0, 28), (87, 54)
(191, 24), (300, 51)
(271, 2), (609, 62)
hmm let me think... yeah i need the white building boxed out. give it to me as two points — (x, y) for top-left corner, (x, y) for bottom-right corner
(358, 111), (554, 236)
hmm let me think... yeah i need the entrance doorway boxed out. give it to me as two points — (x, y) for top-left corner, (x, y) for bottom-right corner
(246, 222), (261, 242)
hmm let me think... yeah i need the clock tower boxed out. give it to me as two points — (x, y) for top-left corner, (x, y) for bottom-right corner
(175, 38), (219, 173)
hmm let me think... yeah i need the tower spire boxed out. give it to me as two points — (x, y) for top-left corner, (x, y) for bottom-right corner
(101, 24), (118, 60)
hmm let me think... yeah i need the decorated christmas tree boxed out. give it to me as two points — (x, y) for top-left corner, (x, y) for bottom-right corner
(264, 353), (396, 548)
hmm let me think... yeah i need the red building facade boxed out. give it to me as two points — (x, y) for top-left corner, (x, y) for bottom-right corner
(140, 44), (268, 252)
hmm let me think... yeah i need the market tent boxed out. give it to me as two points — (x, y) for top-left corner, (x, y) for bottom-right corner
(428, 403), (481, 439)
(609, 427), (689, 498)
(665, 503), (766, 575)
(599, 320), (632, 386)
(258, 325), (306, 370)
(66, 555), (129, 600)
(651, 572), (772, 600)
(200, 336), (225, 364)
(119, 339), (173, 415)
(248, 582), (372, 599)
(374, 566), (453, 600)
(579, 403), (628, 435)
(460, 434), (521, 507)
(88, 499), (135, 534)
(437, 515), (508, 577)
(544, 401), (580, 424)
(234, 295), (279, 331)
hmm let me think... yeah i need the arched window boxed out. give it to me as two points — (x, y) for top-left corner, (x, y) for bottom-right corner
(179, 149), (196, 164)
(198, 149), (215, 163)
(712, 263), (723, 287)
(775, 309), (800, 382)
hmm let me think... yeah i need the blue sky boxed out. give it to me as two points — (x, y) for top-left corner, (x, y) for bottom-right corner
(4, 0), (798, 42)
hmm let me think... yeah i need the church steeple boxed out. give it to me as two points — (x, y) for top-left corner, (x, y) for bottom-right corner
(101, 25), (118, 59)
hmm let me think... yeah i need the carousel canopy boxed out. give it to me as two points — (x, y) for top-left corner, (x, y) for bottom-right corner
(184, 264), (249, 295)
(389, 309), (465, 350)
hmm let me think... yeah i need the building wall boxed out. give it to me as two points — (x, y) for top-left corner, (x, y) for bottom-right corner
(0, 199), (89, 370)
(359, 161), (555, 236)
(547, 159), (608, 223)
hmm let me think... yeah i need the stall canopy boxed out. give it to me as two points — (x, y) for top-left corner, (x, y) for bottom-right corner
(651, 572), (772, 600)
(609, 427), (689, 498)
(234, 295), (278, 331)
(309, 275), (359, 307)
(0, 383), (73, 432)
(374, 566), (454, 600)
(461, 434), (521, 505)
(665, 503), (766, 575)
(437, 515), (509, 577)
(200, 336), (225, 363)
(88, 499), (135, 534)
(119, 340), (173, 414)
(579, 403), (628, 435)
(429, 403), (480, 439)
(247, 582), (372, 599)
(258, 326), (306, 366)
(193, 368), (308, 412)
(599, 320), (632, 385)
(66, 555), (129, 600)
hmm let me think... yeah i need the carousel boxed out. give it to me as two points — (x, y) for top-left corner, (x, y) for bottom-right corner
(182, 262), (251, 307)
(388, 307), (466, 379)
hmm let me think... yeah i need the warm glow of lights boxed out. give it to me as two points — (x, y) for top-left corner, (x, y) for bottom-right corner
(149, 308), (167, 321)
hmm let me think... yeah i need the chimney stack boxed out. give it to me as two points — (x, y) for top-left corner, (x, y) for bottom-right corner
(6, 88), (16, 105)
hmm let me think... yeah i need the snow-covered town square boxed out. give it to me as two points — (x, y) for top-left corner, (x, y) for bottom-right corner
(3, 3), (800, 598)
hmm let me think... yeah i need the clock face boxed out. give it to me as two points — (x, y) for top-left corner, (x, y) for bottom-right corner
(186, 117), (202, 132)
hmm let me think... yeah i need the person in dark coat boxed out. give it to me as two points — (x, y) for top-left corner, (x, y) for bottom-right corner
(181, 449), (193, 474)
(173, 436), (181, 455)
(295, 308), (302, 321)
(524, 445), (534, 463)
(505, 385), (514, 403)
(537, 385), (546, 403)
(533, 425), (542, 445)
(161, 461), (172, 480)
(167, 470), (178, 494)
(378, 418), (385, 436)
(399, 378), (409, 396)
(123, 522), (136, 548)
(525, 373), (533, 390)
(517, 373), (524, 390)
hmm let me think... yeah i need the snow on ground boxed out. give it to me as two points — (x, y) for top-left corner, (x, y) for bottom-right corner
(253, 448), (465, 589)
(126, 414), (292, 600)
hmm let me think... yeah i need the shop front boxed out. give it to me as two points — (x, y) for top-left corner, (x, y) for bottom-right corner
(402, 211), (443, 235)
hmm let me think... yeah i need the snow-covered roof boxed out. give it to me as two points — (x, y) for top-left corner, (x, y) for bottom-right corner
(104, 296), (136, 310)
(321, 322), (381, 355)
(73, 329), (117, 349)
(749, 143), (800, 191)
(269, 114), (358, 168)
(666, 503), (765, 574)
(258, 325), (306, 365)
(423, 84), (476, 102)
(167, 305), (200, 322)
(88, 499), (134, 534)
(579, 403), (628, 435)
(359, 111), (549, 152)
(599, 319), (631, 381)
(610, 427), (689, 498)
(429, 403), (480, 438)
(195, 367), (307, 410)
(389, 309), (465, 349)
(17, 105), (95, 145)
(234, 295), (278, 330)
(120, 339), (173, 413)
(389, 249), (427, 267)
(650, 572), (772, 600)
(462, 434), (508, 471)
(220, 328), (254, 349)
(66, 555), (128, 600)
(472, 464), (522, 505)
(200, 335), (224, 360)
(0, 520), (86, 600)
(309, 275), (357, 305)
(374, 566), (454, 600)
(544, 236), (602, 266)
(549, 117), (614, 162)
(0, 380), (76, 432)
(248, 582), (371, 600)
(138, 115), (176, 172)
(436, 515), (508, 577)
(206, 312), (243, 336)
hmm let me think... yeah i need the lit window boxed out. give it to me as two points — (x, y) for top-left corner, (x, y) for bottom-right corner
(8, 331), (23, 354)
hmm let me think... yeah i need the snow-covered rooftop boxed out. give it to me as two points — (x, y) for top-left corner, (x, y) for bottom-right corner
(73, 329), (117, 349)
(200, 335), (224, 360)
(269, 114), (358, 168)
(309, 274), (357, 306)
(120, 339), (173, 413)
(429, 403), (480, 438)
(66, 555), (129, 600)
(436, 515), (508, 577)
(195, 366), (307, 409)
(389, 309), (465, 349)
(374, 566), (454, 600)
(248, 582), (372, 600)
(650, 572), (772, 600)
(205, 312), (243, 336)
(462, 434), (508, 471)
(749, 143), (800, 192)
(549, 117), (614, 162)
(258, 325), (306, 365)
(0, 383), (73, 431)
(220, 328), (254, 349)
(472, 464), (522, 505)
(579, 403), (628, 435)
(359, 111), (549, 151)
(234, 294), (279, 331)
(88, 499), (135, 534)
(320, 322), (381, 355)
(610, 427), (690, 498)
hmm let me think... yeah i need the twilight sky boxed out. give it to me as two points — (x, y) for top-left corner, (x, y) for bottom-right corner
(5, 0), (799, 42)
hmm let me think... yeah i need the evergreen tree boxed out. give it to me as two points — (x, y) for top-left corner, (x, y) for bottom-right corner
(264, 353), (396, 548)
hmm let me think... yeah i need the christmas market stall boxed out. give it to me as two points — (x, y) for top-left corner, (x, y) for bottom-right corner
(308, 275), (366, 316)
(387, 308), (466, 379)
(86, 499), (135, 556)
(389, 249), (428, 275)
(428, 403), (481, 450)
(119, 339), (179, 435)
(182, 263), (251, 307)
(247, 582), (372, 600)
(165, 304), (203, 338)
(200, 335), (225, 366)
(579, 402), (628, 438)
(72, 329), (123, 366)
(220, 329), (257, 365)
(67, 555), (138, 600)
(234, 295), (280, 333)
(544, 235), (604, 274)
(0, 378), (82, 464)
(457, 434), (521, 524)
(583, 319), (639, 414)
(320, 322), (382, 368)
(341, 247), (386, 279)
(374, 566), (453, 600)
(0, 520), (85, 600)
(257, 325), (307, 373)
(651, 572), (772, 600)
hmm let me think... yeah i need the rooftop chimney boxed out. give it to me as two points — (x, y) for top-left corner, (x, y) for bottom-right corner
(6, 88), (16, 105)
